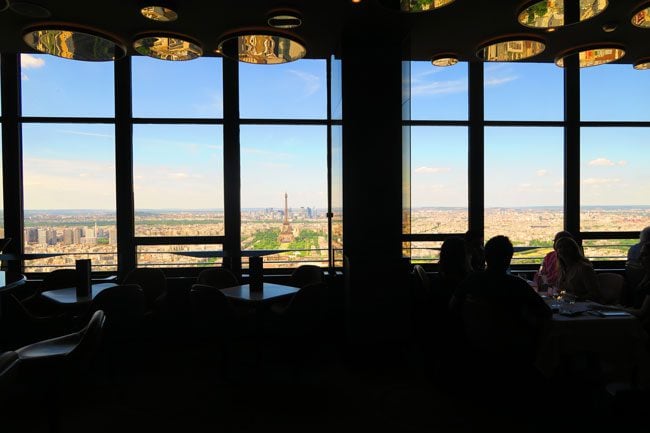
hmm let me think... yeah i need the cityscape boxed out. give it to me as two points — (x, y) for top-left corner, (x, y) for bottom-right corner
(2, 205), (647, 272)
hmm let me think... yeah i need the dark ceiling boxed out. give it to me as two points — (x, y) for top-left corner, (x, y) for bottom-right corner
(1, 0), (649, 64)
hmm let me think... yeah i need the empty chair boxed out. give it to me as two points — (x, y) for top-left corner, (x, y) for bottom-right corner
(196, 267), (239, 289)
(91, 284), (146, 341)
(265, 282), (329, 339)
(597, 272), (625, 305)
(122, 267), (167, 317)
(0, 350), (19, 390)
(288, 265), (325, 288)
(0, 293), (71, 350)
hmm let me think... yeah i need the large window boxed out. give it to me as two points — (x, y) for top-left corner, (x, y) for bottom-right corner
(22, 124), (117, 272)
(484, 127), (563, 264)
(20, 54), (116, 272)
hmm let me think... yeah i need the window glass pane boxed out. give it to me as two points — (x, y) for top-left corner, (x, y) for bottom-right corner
(485, 63), (563, 121)
(411, 61), (468, 120)
(239, 59), (327, 119)
(22, 124), (116, 272)
(331, 56), (342, 120)
(21, 54), (114, 117)
(0, 132), (3, 236)
(137, 244), (223, 268)
(332, 124), (343, 267)
(133, 125), (224, 236)
(583, 239), (636, 262)
(132, 56), (223, 118)
(580, 128), (650, 232)
(484, 127), (563, 263)
(411, 126), (468, 234)
(581, 64), (650, 121)
(240, 125), (327, 268)
(408, 240), (443, 264)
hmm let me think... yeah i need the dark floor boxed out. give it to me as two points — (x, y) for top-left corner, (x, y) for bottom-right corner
(3, 330), (650, 433)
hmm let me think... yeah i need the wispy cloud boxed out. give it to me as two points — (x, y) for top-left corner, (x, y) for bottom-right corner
(536, 169), (548, 177)
(56, 129), (115, 139)
(582, 177), (621, 186)
(411, 79), (467, 96)
(588, 157), (615, 166)
(287, 69), (321, 97)
(485, 76), (518, 87)
(415, 166), (451, 174)
(21, 54), (45, 69)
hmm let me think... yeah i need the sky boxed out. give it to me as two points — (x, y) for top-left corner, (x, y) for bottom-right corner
(8, 53), (650, 210)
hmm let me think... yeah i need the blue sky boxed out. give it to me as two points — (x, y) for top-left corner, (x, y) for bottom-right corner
(12, 53), (650, 210)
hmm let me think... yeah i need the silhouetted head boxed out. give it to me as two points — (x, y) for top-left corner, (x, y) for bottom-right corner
(553, 230), (574, 250)
(555, 237), (585, 268)
(484, 235), (513, 273)
(640, 226), (650, 243)
(464, 229), (484, 248)
(439, 236), (471, 276)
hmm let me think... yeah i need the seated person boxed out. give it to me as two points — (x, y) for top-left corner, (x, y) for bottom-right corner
(534, 230), (574, 290)
(450, 235), (552, 362)
(464, 229), (485, 272)
(621, 241), (650, 328)
(555, 237), (599, 301)
(432, 236), (472, 305)
(627, 226), (650, 266)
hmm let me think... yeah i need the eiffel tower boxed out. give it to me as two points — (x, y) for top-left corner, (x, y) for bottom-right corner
(278, 192), (295, 243)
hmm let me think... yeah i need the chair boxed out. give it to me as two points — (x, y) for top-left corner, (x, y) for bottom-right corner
(265, 282), (329, 339)
(196, 267), (239, 289)
(288, 264), (325, 288)
(14, 310), (106, 432)
(122, 267), (167, 317)
(0, 350), (19, 390)
(597, 272), (625, 305)
(0, 293), (71, 350)
(91, 284), (146, 341)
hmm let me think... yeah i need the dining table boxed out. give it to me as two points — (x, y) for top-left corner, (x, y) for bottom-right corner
(534, 299), (650, 387)
(40, 282), (118, 304)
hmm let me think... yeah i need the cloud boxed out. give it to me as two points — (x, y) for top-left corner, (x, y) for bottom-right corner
(582, 177), (621, 186)
(168, 172), (189, 179)
(411, 79), (467, 96)
(617, 160), (628, 166)
(21, 54), (45, 69)
(536, 169), (548, 177)
(56, 129), (115, 139)
(588, 157), (615, 167)
(22, 73), (29, 81)
(484, 76), (518, 87)
(415, 166), (451, 174)
(287, 69), (321, 97)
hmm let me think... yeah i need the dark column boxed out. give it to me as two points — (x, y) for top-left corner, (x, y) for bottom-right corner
(1, 54), (24, 272)
(564, 57), (580, 238)
(114, 56), (136, 278)
(341, 19), (410, 355)
(222, 58), (242, 277)
(468, 61), (484, 236)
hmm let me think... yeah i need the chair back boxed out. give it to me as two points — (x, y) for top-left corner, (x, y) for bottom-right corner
(282, 282), (329, 333)
(596, 272), (625, 305)
(289, 265), (325, 288)
(92, 285), (146, 338)
(189, 284), (238, 338)
(42, 269), (77, 291)
(412, 264), (432, 301)
(0, 351), (19, 389)
(123, 268), (167, 311)
(197, 267), (239, 289)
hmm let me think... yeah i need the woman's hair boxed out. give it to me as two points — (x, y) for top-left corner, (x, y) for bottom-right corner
(556, 237), (590, 280)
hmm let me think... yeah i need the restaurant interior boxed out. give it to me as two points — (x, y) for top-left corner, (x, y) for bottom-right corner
(2, 0), (650, 431)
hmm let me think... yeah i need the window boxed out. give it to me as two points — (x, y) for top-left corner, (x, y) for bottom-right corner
(484, 127), (563, 264)
(411, 61), (468, 121)
(22, 124), (117, 272)
(410, 126), (468, 234)
(240, 125), (328, 268)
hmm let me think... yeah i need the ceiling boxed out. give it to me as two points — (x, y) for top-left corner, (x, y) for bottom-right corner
(1, 0), (649, 64)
